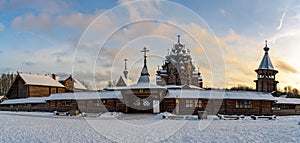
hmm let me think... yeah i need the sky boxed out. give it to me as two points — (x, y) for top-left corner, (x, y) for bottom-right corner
(1, 0), (300, 90)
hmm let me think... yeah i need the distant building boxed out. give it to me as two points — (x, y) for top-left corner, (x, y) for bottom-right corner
(156, 35), (203, 89)
(6, 73), (65, 99)
(53, 74), (88, 92)
(254, 41), (279, 93)
(116, 59), (133, 87)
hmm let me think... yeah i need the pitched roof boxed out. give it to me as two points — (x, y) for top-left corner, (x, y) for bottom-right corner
(137, 66), (150, 83)
(165, 90), (276, 101)
(46, 91), (123, 100)
(116, 76), (133, 87)
(257, 42), (276, 70)
(56, 75), (70, 81)
(19, 73), (65, 87)
(0, 97), (47, 105)
(274, 97), (300, 105)
(73, 78), (87, 90)
(258, 53), (275, 70)
(56, 75), (87, 90)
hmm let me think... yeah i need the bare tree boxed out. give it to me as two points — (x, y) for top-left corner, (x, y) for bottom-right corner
(0, 73), (16, 95)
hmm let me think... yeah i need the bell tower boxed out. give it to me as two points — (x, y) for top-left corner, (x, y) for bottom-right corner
(254, 40), (278, 92)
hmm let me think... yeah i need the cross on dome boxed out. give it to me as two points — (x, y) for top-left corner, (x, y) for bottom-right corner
(141, 47), (149, 57)
(124, 58), (128, 70)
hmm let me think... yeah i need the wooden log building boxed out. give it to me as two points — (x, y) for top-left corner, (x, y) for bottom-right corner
(54, 75), (88, 92)
(6, 73), (65, 99)
(273, 97), (300, 115)
(1, 37), (300, 116)
(0, 97), (48, 111)
(162, 90), (275, 115)
(46, 91), (123, 113)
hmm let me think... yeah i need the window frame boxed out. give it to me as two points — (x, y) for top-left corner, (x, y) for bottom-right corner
(195, 99), (202, 108)
(185, 100), (194, 108)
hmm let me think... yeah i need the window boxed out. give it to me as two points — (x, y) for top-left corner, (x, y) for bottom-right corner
(139, 89), (143, 93)
(63, 101), (71, 106)
(236, 101), (243, 108)
(195, 100), (202, 108)
(244, 100), (251, 108)
(236, 100), (251, 108)
(94, 100), (101, 106)
(185, 100), (193, 107)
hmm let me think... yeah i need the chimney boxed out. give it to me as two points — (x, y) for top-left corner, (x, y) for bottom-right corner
(52, 74), (57, 80)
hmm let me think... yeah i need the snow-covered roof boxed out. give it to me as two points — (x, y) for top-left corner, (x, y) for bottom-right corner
(117, 76), (133, 86)
(162, 85), (202, 90)
(56, 75), (87, 90)
(274, 97), (300, 105)
(73, 78), (87, 90)
(19, 73), (65, 87)
(163, 85), (184, 89)
(0, 97), (47, 105)
(165, 90), (276, 101)
(108, 82), (166, 90)
(56, 75), (70, 81)
(46, 91), (123, 100)
(130, 82), (166, 89)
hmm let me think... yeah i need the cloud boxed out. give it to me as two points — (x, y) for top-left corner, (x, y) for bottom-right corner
(0, 23), (4, 31)
(273, 58), (298, 73)
(0, 0), (74, 14)
(56, 12), (96, 29)
(118, 0), (161, 22)
(276, 11), (286, 31)
(11, 10), (104, 33)
(12, 13), (53, 31)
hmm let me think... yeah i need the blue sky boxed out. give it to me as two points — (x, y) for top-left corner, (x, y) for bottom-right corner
(1, 0), (300, 90)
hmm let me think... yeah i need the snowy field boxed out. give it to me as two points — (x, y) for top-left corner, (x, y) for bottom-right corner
(0, 111), (299, 143)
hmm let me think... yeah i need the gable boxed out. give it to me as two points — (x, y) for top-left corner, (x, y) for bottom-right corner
(19, 73), (64, 87)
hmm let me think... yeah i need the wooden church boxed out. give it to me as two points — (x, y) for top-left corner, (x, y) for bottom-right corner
(1, 36), (300, 116)
(254, 41), (279, 93)
(156, 35), (203, 88)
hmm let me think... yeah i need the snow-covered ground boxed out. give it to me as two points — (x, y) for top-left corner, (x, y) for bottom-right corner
(0, 111), (299, 143)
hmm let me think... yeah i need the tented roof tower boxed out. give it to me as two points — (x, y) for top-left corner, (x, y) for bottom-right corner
(138, 47), (150, 83)
(254, 41), (278, 93)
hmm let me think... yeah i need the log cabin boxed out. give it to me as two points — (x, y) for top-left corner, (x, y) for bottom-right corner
(162, 90), (275, 115)
(6, 73), (65, 99)
(46, 91), (123, 113)
(273, 97), (300, 115)
(0, 97), (48, 111)
(54, 75), (88, 92)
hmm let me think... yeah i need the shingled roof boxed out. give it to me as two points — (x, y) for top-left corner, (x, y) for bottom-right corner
(257, 41), (276, 70)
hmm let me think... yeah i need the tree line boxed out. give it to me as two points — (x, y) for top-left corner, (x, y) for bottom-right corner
(0, 73), (16, 95)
